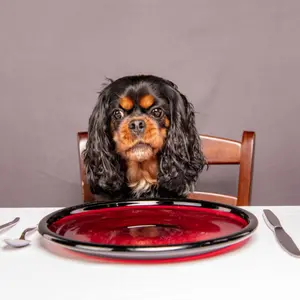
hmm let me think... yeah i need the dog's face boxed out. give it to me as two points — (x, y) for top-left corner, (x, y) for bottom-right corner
(110, 93), (170, 162)
(83, 75), (206, 198)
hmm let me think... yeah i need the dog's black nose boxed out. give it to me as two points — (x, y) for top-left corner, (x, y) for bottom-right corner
(128, 119), (146, 135)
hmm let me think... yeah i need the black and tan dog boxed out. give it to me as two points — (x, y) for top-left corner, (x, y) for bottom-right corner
(83, 75), (207, 201)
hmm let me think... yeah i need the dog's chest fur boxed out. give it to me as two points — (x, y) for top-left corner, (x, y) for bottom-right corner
(126, 158), (157, 196)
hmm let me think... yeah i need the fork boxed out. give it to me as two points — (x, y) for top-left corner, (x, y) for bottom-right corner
(0, 217), (20, 231)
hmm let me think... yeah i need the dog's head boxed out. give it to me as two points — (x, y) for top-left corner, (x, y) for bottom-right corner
(83, 75), (206, 198)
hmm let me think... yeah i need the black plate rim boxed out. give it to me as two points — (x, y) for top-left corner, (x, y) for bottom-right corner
(38, 198), (258, 253)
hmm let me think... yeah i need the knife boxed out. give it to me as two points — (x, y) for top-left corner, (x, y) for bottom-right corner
(263, 209), (300, 257)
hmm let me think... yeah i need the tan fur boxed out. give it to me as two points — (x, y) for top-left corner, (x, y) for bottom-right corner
(139, 94), (154, 109)
(113, 114), (168, 193)
(120, 97), (134, 111)
(126, 157), (158, 194)
(164, 117), (170, 128)
(113, 116), (167, 160)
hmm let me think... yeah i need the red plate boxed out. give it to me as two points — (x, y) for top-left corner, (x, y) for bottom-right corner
(38, 199), (258, 263)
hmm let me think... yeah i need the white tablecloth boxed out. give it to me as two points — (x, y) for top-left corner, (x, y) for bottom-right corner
(0, 206), (299, 300)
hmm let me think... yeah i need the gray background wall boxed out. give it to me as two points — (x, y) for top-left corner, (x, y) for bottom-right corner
(1, 0), (299, 207)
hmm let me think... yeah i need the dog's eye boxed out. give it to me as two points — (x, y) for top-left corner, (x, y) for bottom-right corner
(113, 110), (124, 120)
(151, 108), (163, 118)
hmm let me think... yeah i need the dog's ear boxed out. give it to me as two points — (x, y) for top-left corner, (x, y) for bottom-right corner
(158, 83), (207, 196)
(83, 88), (126, 195)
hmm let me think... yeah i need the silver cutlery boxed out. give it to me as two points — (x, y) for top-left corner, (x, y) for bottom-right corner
(263, 209), (300, 257)
(0, 217), (20, 231)
(4, 226), (37, 248)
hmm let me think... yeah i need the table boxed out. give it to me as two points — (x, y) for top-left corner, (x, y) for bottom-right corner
(0, 206), (299, 300)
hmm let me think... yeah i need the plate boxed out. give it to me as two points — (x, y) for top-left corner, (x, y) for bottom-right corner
(38, 198), (258, 263)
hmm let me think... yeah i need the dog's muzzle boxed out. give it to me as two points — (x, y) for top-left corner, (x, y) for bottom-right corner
(128, 119), (146, 137)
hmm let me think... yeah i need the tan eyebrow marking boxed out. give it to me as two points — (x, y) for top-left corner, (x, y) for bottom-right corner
(120, 97), (134, 111)
(139, 95), (154, 109)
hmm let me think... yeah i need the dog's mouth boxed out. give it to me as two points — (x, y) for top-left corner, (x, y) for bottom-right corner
(125, 142), (154, 162)
(130, 142), (152, 150)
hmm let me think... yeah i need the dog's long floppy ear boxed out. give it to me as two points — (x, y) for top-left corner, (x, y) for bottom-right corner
(82, 88), (126, 195)
(158, 81), (207, 196)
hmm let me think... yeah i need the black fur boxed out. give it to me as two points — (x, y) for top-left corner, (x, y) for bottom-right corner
(83, 75), (207, 201)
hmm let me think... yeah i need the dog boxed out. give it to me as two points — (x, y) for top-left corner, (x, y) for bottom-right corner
(83, 74), (207, 201)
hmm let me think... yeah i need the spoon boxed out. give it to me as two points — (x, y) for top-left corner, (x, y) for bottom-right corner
(0, 217), (20, 231)
(4, 226), (37, 248)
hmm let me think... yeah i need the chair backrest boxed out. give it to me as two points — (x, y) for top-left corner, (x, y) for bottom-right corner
(77, 131), (255, 206)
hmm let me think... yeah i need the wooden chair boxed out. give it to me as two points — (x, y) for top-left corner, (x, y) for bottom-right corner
(77, 131), (255, 206)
